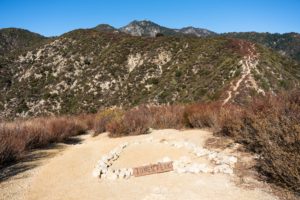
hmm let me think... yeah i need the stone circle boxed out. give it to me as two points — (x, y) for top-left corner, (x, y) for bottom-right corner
(92, 137), (238, 180)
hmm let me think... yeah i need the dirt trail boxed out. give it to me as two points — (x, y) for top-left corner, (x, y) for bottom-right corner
(223, 43), (264, 105)
(1, 129), (279, 200)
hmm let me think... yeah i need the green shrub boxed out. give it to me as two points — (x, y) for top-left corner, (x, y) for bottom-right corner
(93, 108), (124, 136)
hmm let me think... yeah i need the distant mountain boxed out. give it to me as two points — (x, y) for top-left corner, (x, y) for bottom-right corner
(177, 26), (216, 37)
(93, 24), (119, 33)
(119, 20), (216, 37)
(0, 28), (299, 119)
(119, 20), (177, 37)
(2, 22), (299, 64)
(223, 32), (300, 62)
(97, 21), (300, 62)
(0, 28), (46, 57)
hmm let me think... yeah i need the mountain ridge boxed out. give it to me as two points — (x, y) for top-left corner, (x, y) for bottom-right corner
(2, 20), (298, 62)
(117, 20), (217, 37)
(0, 28), (299, 119)
(1, 21), (300, 118)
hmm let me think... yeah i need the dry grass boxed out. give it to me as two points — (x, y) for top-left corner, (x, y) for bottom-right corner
(0, 115), (93, 167)
(148, 105), (185, 129)
(183, 102), (221, 129)
(107, 105), (185, 137)
(107, 105), (151, 137)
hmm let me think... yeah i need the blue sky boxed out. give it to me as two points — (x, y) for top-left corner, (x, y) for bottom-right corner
(0, 0), (299, 36)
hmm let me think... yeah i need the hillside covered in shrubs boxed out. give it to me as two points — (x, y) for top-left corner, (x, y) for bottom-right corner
(0, 28), (299, 119)
(223, 32), (300, 62)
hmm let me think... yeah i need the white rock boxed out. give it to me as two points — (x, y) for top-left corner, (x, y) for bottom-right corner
(148, 128), (154, 133)
(101, 155), (108, 161)
(92, 168), (100, 177)
(118, 169), (126, 179)
(128, 168), (133, 175)
(111, 153), (119, 161)
(101, 156), (110, 165)
(107, 152), (115, 160)
(114, 169), (120, 176)
(226, 156), (238, 167)
(173, 160), (186, 171)
(208, 152), (218, 161)
(97, 161), (108, 168)
(213, 164), (233, 174)
(186, 164), (199, 173)
(124, 169), (131, 179)
(106, 169), (118, 180)
(198, 164), (212, 173)
(212, 155), (237, 167)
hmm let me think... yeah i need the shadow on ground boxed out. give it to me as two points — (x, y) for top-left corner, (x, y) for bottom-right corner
(0, 135), (84, 182)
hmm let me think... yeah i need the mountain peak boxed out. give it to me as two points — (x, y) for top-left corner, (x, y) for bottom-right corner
(120, 20), (165, 37)
(93, 24), (118, 32)
(129, 20), (158, 25)
(179, 26), (216, 37)
(120, 20), (216, 37)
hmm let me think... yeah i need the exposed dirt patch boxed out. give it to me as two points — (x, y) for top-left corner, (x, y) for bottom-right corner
(223, 41), (264, 104)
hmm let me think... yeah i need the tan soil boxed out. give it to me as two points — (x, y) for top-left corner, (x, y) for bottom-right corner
(1, 129), (279, 200)
(223, 43), (264, 105)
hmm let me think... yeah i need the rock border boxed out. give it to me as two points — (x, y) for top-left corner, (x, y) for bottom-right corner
(92, 137), (238, 180)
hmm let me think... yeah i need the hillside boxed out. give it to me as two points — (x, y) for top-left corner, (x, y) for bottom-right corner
(0, 29), (299, 118)
(223, 32), (300, 62)
(93, 24), (120, 33)
(0, 28), (47, 57)
(0, 28), (48, 105)
(92, 21), (300, 63)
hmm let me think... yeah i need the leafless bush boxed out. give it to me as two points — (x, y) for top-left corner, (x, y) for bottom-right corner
(218, 90), (300, 194)
(0, 115), (89, 167)
(183, 102), (221, 129)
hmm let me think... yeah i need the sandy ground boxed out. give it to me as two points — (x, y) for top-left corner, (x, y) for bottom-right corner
(0, 129), (279, 200)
